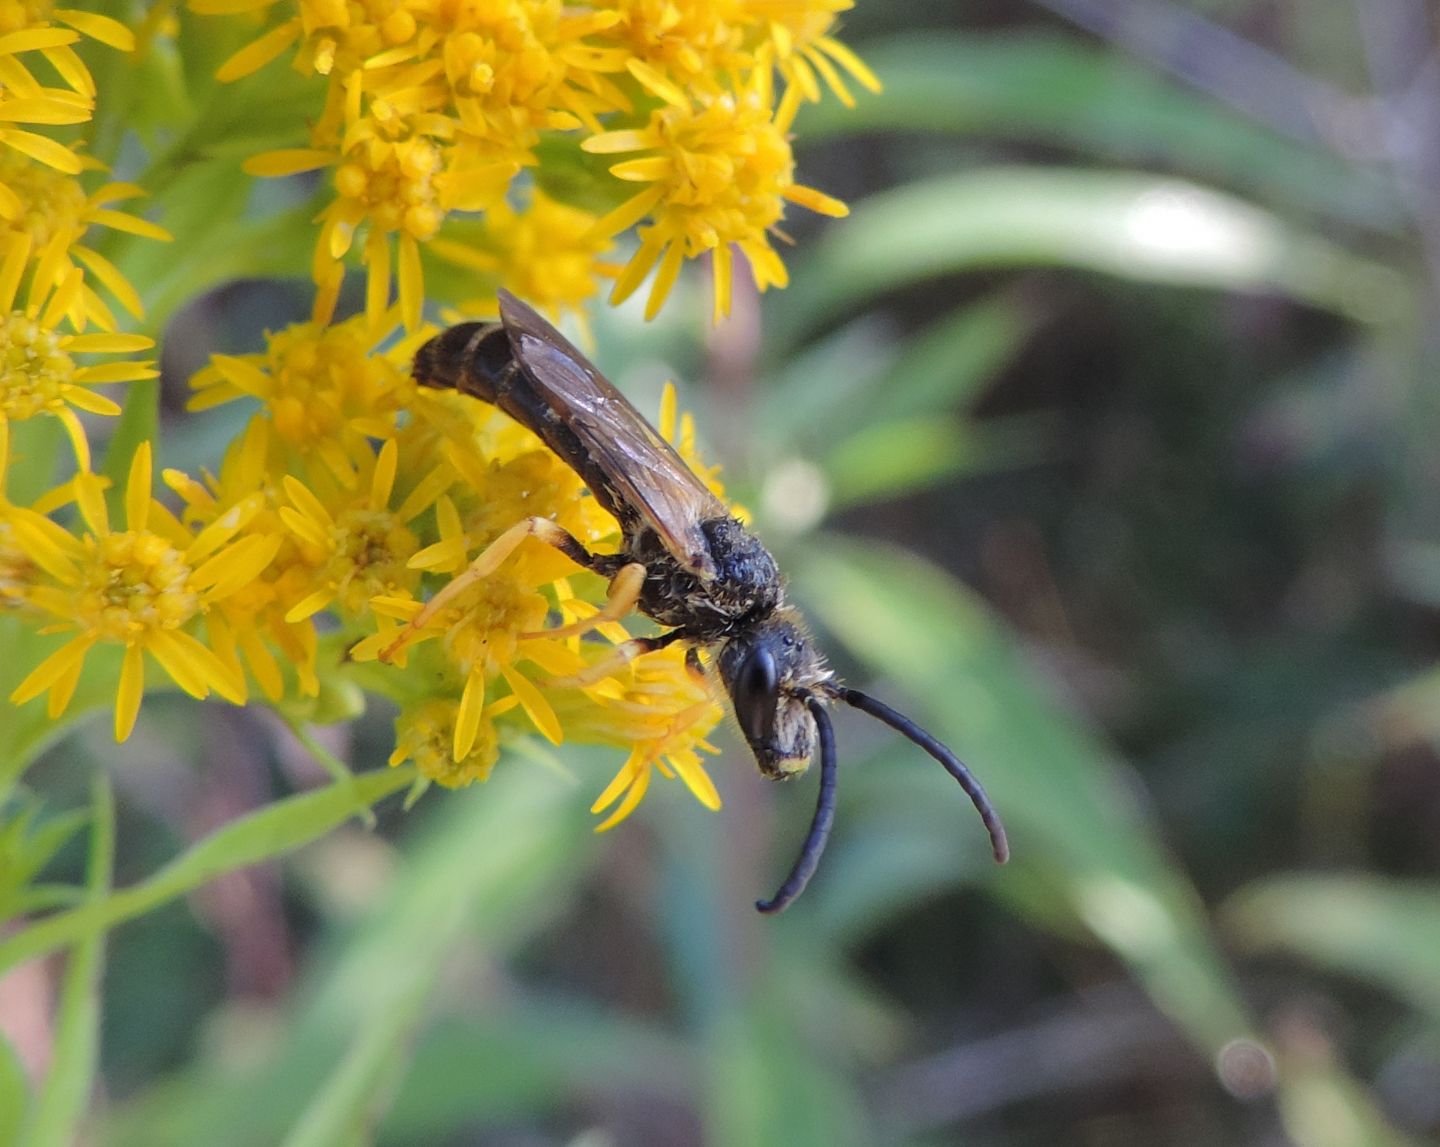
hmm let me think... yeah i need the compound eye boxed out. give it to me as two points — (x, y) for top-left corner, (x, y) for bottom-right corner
(734, 646), (779, 744)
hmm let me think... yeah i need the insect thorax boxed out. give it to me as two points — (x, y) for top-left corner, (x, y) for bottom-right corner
(631, 515), (783, 637)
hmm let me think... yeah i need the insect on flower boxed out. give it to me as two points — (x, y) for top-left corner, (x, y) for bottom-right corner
(383, 291), (1009, 912)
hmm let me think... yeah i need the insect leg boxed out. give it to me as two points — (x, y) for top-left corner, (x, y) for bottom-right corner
(522, 562), (647, 640)
(542, 629), (685, 689)
(756, 697), (838, 914)
(380, 516), (606, 663)
(684, 646), (706, 682)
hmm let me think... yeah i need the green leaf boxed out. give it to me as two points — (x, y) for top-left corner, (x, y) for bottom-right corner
(0, 767), (414, 977)
(797, 32), (1398, 232)
(0, 1029), (29, 1147)
(0, 792), (88, 924)
(1224, 874), (1440, 1020)
(705, 999), (870, 1147)
(20, 775), (114, 1147)
(775, 168), (1408, 340)
(791, 537), (1255, 1056)
(93, 759), (597, 1147)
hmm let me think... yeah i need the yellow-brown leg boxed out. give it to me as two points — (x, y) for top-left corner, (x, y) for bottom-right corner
(380, 517), (598, 663)
(524, 561), (646, 641)
(544, 633), (680, 689)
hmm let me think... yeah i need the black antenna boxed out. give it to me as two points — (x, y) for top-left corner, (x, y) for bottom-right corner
(756, 697), (838, 914)
(839, 687), (1009, 864)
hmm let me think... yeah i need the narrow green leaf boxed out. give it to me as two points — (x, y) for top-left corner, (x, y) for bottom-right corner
(0, 768), (414, 977)
(796, 33), (1399, 232)
(776, 168), (1409, 340)
(92, 760), (595, 1147)
(0, 1029), (29, 1147)
(21, 775), (114, 1147)
(1224, 874), (1440, 1020)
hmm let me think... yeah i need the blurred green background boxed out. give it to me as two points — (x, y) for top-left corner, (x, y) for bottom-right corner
(9, 1), (1440, 1144)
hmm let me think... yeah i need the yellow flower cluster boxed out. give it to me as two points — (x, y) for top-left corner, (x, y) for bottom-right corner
(195, 0), (875, 324)
(2, 1), (874, 828)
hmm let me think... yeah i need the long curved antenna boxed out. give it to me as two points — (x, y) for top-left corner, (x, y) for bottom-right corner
(756, 697), (838, 914)
(839, 687), (1010, 864)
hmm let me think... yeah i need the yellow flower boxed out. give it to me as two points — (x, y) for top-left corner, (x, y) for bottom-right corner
(390, 696), (509, 787)
(429, 189), (619, 334)
(279, 436), (447, 624)
(197, 0), (421, 82)
(0, 233), (157, 469)
(597, 0), (747, 98)
(8, 441), (280, 740)
(0, 149), (170, 327)
(584, 67), (846, 320)
(739, 0), (880, 107)
(0, 8), (135, 115)
(557, 645), (724, 831)
(188, 310), (423, 463)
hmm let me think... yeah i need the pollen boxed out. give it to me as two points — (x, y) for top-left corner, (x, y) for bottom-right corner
(0, 311), (73, 418)
(391, 698), (501, 788)
(0, 151), (87, 251)
(78, 530), (201, 641)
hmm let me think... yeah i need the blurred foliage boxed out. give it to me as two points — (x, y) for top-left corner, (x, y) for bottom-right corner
(9, 2), (1440, 1146)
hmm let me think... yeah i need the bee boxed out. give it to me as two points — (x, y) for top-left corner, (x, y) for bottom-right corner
(385, 291), (1009, 912)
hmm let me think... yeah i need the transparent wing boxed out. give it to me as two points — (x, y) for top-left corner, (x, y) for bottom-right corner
(499, 291), (727, 578)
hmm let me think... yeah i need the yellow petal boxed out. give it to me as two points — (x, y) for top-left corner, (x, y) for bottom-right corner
(581, 129), (652, 155)
(88, 208), (172, 242)
(54, 9), (136, 51)
(114, 644), (145, 741)
(216, 20), (300, 83)
(73, 362), (159, 383)
(454, 668), (485, 762)
(397, 231), (423, 332)
(282, 474), (336, 530)
(502, 665), (563, 745)
(625, 59), (688, 109)
(644, 241), (685, 321)
(669, 751), (722, 811)
(369, 438), (398, 510)
(243, 147), (334, 177)
(72, 245), (145, 319)
(74, 471), (109, 535)
(65, 332), (153, 353)
(62, 386), (122, 416)
(0, 127), (81, 172)
(0, 27), (79, 54)
(817, 36), (882, 94)
(9, 634), (93, 705)
(783, 184), (849, 218)
(590, 747), (643, 814)
(594, 758), (651, 832)
(284, 587), (336, 624)
(586, 184), (665, 243)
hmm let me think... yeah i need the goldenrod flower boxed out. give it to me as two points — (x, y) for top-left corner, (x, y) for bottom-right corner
(558, 645), (723, 831)
(279, 436), (447, 623)
(741, 0), (880, 107)
(0, 233), (156, 469)
(0, 149), (171, 327)
(196, 0), (420, 81)
(164, 417), (321, 700)
(429, 189), (619, 333)
(189, 311), (422, 464)
(584, 68), (846, 320)
(0, 10), (134, 135)
(598, 0), (747, 98)
(8, 442), (279, 740)
(390, 696), (507, 788)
